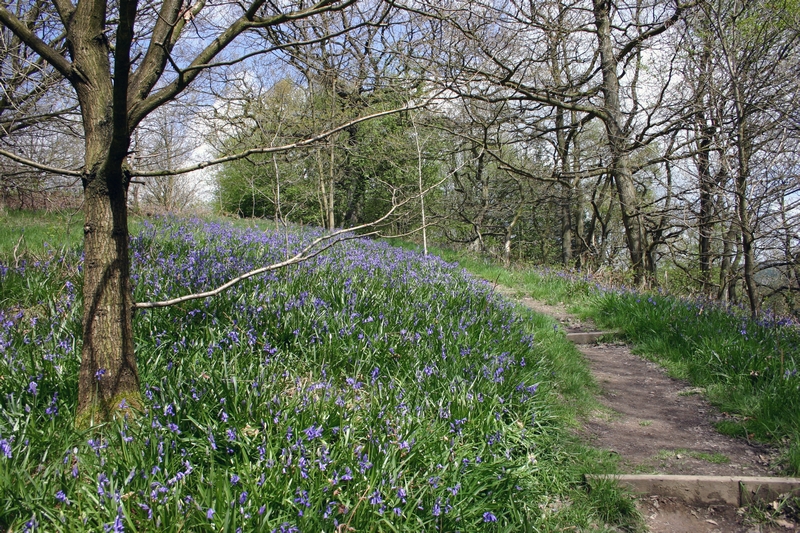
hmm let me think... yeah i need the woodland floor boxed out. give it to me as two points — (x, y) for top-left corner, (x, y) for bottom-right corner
(506, 291), (799, 533)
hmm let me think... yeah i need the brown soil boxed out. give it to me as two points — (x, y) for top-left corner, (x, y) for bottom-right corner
(506, 292), (797, 533)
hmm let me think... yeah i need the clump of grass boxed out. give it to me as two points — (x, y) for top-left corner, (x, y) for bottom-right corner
(0, 217), (638, 531)
(690, 451), (730, 464)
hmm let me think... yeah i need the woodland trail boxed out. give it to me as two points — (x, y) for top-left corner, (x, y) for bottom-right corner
(501, 289), (797, 533)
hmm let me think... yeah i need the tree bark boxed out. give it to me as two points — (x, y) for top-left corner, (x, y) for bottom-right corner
(77, 164), (142, 425)
(68, 0), (142, 426)
(693, 30), (716, 295)
(593, 0), (646, 284)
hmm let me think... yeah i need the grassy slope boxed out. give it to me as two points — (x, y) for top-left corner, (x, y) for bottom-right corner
(415, 242), (800, 476)
(0, 214), (641, 532)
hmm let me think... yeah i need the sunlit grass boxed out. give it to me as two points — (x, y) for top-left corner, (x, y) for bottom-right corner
(0, 209), (83, 261)
(0, 217), (639, 531)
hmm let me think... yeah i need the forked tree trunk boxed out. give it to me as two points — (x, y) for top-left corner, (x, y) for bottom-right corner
(68, 0), (143, 425)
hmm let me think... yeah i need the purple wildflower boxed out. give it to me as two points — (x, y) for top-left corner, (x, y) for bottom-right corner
(138, 503), (153, 520)
(0, 437), (12, 459)
(432, 499), (442, 517)
(303, 424), (323, 440)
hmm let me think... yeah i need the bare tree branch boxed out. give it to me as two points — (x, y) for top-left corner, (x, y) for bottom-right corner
(0, 147), (82, 176)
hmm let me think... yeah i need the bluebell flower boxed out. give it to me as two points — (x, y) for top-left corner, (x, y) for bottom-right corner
(207, 508), (215, 519)
(369, 490), (382, 506)
(294, 488), (310, 516)
(303, 424), (323, 440)
(0, 437), (12, 459)
(358, 454), (372, 473)
(103, 508), (125, 532)
(138, 503), (153, 520)
(432, 498), (442, 516)
(483, 511), (497, 522)
(271, 523), (299, 533)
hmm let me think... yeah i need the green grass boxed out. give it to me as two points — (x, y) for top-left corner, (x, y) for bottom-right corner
(0, 216), (643, 532)
(0, 209), (83, 261)
(653, 449), (730, 464)
(691, 451), (730, 464)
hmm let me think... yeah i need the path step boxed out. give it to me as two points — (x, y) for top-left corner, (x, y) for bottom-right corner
(565, 331), (617, 344)
(585, 474), (800, 506)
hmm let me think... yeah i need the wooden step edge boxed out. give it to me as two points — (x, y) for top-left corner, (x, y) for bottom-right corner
(585, 474), (800, 506)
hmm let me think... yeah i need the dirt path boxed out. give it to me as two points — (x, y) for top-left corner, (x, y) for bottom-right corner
(505, 292), (796, 533)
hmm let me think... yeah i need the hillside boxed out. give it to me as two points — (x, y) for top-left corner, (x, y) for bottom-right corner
(0, 216), (635, 532)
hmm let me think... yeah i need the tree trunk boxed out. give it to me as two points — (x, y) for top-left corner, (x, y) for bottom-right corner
(732, 95), (759, 315)
(77, 164), (143, 426)
(593, 0), (646, 285)
(694, 37), (715, 295)
(717, 220), (739, 303)
(697, 126), (714, 293)
(503, 210), (521, 268)
(736, 156), (759, 316)
(68, 1), (142, 426)
(553, 87), (573, 267)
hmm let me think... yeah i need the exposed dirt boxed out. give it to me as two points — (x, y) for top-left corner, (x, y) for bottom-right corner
(505, 292), (797, 533)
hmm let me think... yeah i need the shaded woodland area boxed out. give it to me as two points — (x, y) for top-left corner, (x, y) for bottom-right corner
(1, 0), (799, 421)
